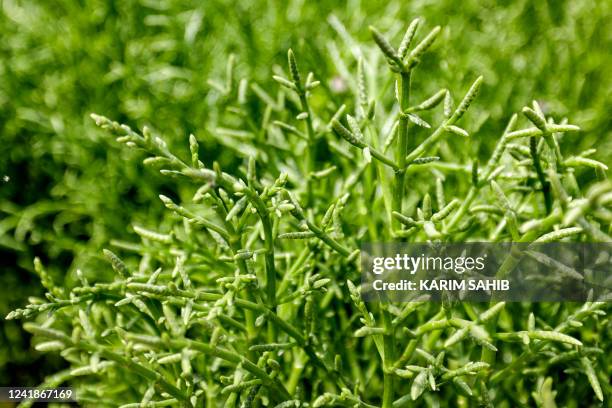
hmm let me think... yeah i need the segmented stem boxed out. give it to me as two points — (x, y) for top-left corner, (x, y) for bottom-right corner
(392, 72), (411, 232)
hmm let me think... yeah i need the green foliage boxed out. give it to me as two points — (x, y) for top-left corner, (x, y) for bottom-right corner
(1, 0), (611, 405)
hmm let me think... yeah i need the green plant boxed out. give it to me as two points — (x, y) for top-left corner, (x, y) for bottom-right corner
(5, 11), (612, 408)
(0, 0), (357, 385)
(2, 0), (610, 390)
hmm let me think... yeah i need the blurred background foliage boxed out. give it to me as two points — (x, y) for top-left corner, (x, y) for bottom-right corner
(0, 0), (610, 387)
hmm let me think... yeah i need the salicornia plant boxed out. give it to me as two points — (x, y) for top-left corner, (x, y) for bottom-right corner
(6, 16), (610, 408)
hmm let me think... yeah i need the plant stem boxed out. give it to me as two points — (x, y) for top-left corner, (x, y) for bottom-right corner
(261, 211), (278, 341)
(303, 219), (352, 257)
(392, 72), (411, 232)
(384, 71), (411, 406)
(299, 92), (316, 205)
(479, 301), (500, 385)
(210, 192), (258, 352)
(530, 137), (552, 214)
(260, 213), (276, 305)
(381, 308), (395, 408)
(444, 187), (477, 233)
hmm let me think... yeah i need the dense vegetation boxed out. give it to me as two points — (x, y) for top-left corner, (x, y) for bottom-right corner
(1, 0), (610, 406)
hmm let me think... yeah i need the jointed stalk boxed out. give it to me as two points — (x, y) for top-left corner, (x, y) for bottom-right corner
(392, 72), (411, 232)
(210, 191), (258, 350)
(299, 90), (316, 174)
(381, 307), (396, 408)
(368, 22), (443, 407)
(287, 49), (317, 204)
(530, 137), (552, 213)
(382, 71), (410, 408)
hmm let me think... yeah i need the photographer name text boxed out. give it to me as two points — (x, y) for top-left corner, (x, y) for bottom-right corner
(372, 278), (510, 292)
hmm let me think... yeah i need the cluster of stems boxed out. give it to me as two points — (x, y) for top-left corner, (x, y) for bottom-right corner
(6, 16), (611, 408)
